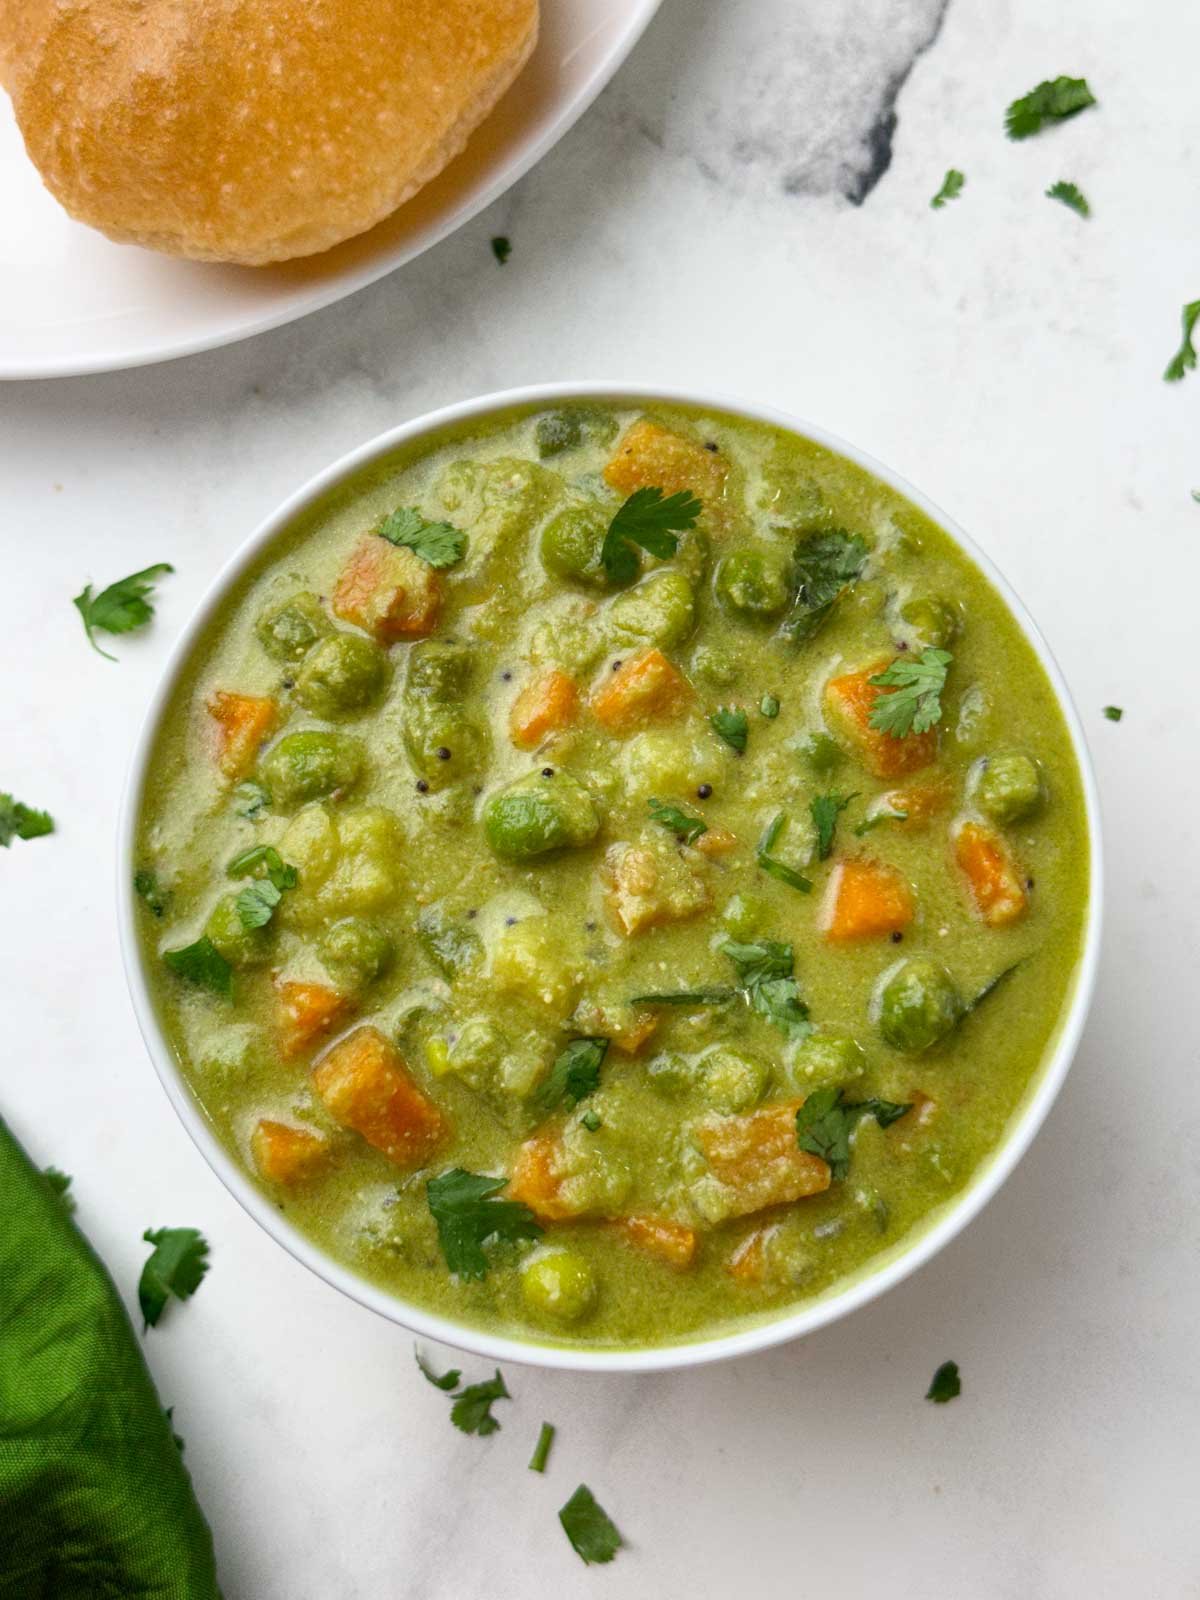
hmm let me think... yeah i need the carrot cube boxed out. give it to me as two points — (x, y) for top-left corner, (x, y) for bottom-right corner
(954, 821), (1028, 926)
(823, 664), (937, 779)
(604, 419), (730, 525)
(821, 857), (915, 942)
(613, 1214), (697, 1268)
(207, 691), (277, 780)
(250, 1119), (329, 1185)
(332, 535), (442, 642)
(509, 669), (578, 750)
(312, 1026), (447, 1167)
(692, 825), (738, 858)
(592, 648), (691, 734)
(879, 777), (952, 825)
(276, 980), (351, 1060)
(508, 1133), (578, 1221)
(695, 1100), (831, 1219)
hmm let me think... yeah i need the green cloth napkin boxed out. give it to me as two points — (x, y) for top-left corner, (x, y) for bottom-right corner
(0, 1116), (221, 1599)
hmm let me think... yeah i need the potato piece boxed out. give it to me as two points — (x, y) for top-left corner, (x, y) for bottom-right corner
(490, 915), (582, 1012)
(604, 419), (730, 527)
(250, 1119), (329, 1185)
(591, 648), (691, 734)
(692, 825), (738, 858)
(603, 838), (710, 936)
(692, 1100), (831, 1222)
(509, 669), (578, 750)
(573, 993), (659, 1055)
(820, 858), (915, 942)
(953, 820), (1028, 926)
(332, 536), (442, 642)
(613, 1214), (697, 1268)
(207, 691), (277, 780)
(312, 1026), (447, 1167)
(275, 980), (352, 1059)
(823, 663), (937, 779)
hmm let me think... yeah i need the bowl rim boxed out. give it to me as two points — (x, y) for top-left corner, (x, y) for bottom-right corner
(117, 380), (1104, 1374)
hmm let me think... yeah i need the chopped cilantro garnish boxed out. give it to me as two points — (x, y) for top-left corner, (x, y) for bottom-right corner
(227, 843), (298, 891)
(755, 812), (812, 893)
(760, 693), (780, 718)
(868, 649), (952, 738)
(926, 1360), (961, 1403)
(138, 1227), (210, 1329)
(1046, 180), (1089, 217)
(233, 780), (271, 819)
(1102, 704), (1123, 722)
(491, 236), (512, 265)
(73, 563), (174, 661)
(710, 705), (748, 753)
(1005, 76), (1096, 140)
(781, 529), (868, 643)
(376, 507), (467, 568)
(720, 938), (812, 1042)
(810, 791), (858, 860)
(1164, 300), (1200, 383)
(559, 1484), (624, 1566)
(451, 1370), (510, 1436)
(133, 869), (171, 917)
(796, 1088), (911, 1180)
(415, 1349), (461, 1391)
(43, 1167), (75, 1213)
(0, 793), (54, 847)
(162, 937), (232, 998)
(601, 487), (702, 584)
(647, 797), (707, 844)
(235, 879), (282, 930)
(529, 1421), (556, 1473)
(534, 1037), (608, 1113)
(426, 1168), (541, 1281)
(930, 169), (965, 209)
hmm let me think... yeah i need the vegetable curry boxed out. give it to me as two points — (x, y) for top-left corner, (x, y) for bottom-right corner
(134, 401), (1089, 1348)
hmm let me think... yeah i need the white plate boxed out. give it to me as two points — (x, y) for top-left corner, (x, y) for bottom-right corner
(0, 0), (660, 380)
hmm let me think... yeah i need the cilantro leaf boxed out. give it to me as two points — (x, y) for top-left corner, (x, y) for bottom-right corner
(376, 507), (467, 568)
(529, 1421), (556, 1473)
(810, 791), (858, 860)
(796, 1088), (911, 1180)
(1005, 76), (1096, 140)
(628, 988), (739, 1007)
(133, 869), (171, 917)
(227, 843), (298, 891)
(138, 1227), (210, 1329)
(235, 878), (281, 930)
(451, 1370), (510, 1436)
(1164, 300), (1200, 383)
(491, 236), (512, 265)
(868, 649), (952, 738)
(43, 1167), (75, 1214)
(426, 1168), (542, 1281)
(415, 1348), (461, 1392)
(559, 1484), (624, 1566)
(534, 1037), (608, 1113)
(163, 937), (233, 998)
(647, 797), (707, 845)
(73, 563), (174, 661)
(233, 780), (271, 819)
(601, 487), (702, 584)
(1103, 704), (1123, 722)
(1046, 179), (1089, 217)
(930, 168), (965, 209)
(755, 812), (812, 893)
(926, 1360), (961, 1403)
(0, 793), (54, 847)
(719, 938), (793, 987)
(781, 529), (868, 643)
(720, 938), (812, 1042)
(710, 706), (749, 754)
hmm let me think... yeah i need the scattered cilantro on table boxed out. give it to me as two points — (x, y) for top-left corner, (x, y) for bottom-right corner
(491, 236), (512, 265)
(559, 1484), (624, 1565)
(926, 1360), (962, 1403)
(415, 1350), (461, 1392)
(930, 169), (965, 209)
(426, 1168), (541, 1280)
(73, 563), (174, 661)
(1045, 180), (1090, 217)
(451, 1371), (511, 1437)
(868, 649), (952, 738)
(376, 507), (467, 567)
(1005, 76), (1096, 140)
(529, 1421), (556, 1473)
(1164, 300), (1200, 383)
(601, 486), (702, 585)
(0, 793), (54, 847)
(138, 1227), (210, 1329)
(1102, 704), (1123, 722)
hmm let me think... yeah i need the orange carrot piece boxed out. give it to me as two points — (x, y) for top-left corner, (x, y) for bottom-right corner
(276, 980), (352, 1060)
(726, 1225), (776, 1284)
(695, 1100), (831, 1219)
(591, 648), (691, 733)
(881, 777), (952, 824)
(821, 857), (915, 942)
(823, 664), (937, 779)
(207, 691), (277, 780)
(332, 535), (443, 642)
(954, 820), (1028, 926)
(250, 1119), (329, 1185)
(604, 419), (730, 523)
(692, 825), (738, 857)
(312, 1026), (447, 1167)
(613, 1214), (697, 1268)
(509, 669), (578, 750)
(508, 1133), (579, 1221)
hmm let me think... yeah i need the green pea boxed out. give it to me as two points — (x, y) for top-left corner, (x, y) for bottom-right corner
(800, 732), (843, 773)
(405, 638), (475, 700)
(483, 769), (600, 861)
(539, 505), (609, 586)
(521, 1249), (597, 1323)
(722, 892), (766, 939)
(900, 595), (960, 650)
(294, 633), (387, 718)
(789, 1034), (867, 1086)
(402, 698), (489, 791)
(973, 752), (1044, 825)
(698, 1045), (771, 1113)
(535, 410), (584, 458)
(609, 570), (696, 650)
(204, 893), (272, 967)
(415, 907), (483, 979)
(260, 731), (364, 807)
(692, 642), (740, 687)
(877, 957), (962, 1053)
(645, 1052), (695, 1098)
(714, 547), (792, 618)
(255, 591), (331, 664)
(319, 917), (393, 989)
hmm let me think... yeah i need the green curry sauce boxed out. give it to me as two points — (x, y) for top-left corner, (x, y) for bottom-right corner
(135, 402), (1089, 1349)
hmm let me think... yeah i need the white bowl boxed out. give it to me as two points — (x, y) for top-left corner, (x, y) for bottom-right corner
(118, 383), (1104, 1373)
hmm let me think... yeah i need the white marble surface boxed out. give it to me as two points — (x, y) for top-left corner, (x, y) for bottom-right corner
(3, 0), (1198, 1594)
